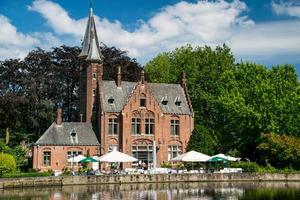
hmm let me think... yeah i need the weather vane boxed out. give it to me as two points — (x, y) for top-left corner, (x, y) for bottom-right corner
(90, 0), (93, 8)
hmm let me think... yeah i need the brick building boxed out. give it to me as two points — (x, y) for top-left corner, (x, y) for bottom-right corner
(32, 109), (100, 171)
(33, 4), (193, 171)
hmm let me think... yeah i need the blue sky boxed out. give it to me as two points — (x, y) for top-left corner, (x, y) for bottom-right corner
(0, 0), (300, 74)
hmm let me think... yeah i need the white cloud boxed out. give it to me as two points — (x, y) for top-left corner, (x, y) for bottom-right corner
(229, 20), (300, 57)
(1, 0), (300, 66)
(28, 0), (85, 36)
(272, 0), (300, 18)
(28, 0), (254, 59)
(0, 14), (61, 60)
(0, 15), (38, 59)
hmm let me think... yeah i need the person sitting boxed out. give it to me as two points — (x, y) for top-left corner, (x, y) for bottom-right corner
(142, 162), (148, 170)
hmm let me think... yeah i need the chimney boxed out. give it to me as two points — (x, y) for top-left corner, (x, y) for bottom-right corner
(140, 70), (145, 84)
(181, 71), (187, 87)
(57, 108), (62, 126)
(116, 66), (122, 87)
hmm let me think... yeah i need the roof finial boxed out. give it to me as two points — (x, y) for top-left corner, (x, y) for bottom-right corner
(90, 0), (93, 9)
(141, 70), (145, 84)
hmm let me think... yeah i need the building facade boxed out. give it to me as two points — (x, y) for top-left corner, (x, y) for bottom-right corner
(33, 4), (193, 171)
(78, 5), (194, 167)
(32, 109), (100, 171)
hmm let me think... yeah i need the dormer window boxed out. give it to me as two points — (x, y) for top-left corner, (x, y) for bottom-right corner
(108, 96), (114, 104)
(161, 96), (168, 105)
(175, 97), (181, 106)
(70, 129), (78, 143)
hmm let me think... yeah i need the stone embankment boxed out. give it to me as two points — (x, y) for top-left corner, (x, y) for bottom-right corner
(1, 173), (300, 189)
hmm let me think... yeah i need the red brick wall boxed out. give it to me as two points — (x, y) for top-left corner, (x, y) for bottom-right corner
(79, 61), (103, 123)
(100, 82), (194, 167)
(32, 145), (99, 172)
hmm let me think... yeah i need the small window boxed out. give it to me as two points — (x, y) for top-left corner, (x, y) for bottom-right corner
(92, 73), (96, 80)
(93, 89), (96, 96)
(70, 129), (77, 143)
(175, 97), (181, 106)
(170, 119), (180, 136)
(168, 145), (182, 160)
(108, 118), (118, 135)
(43, 151), (51, 166)
(161, 96), (168, 105)
(108, 96), (114, 104)
(140, 99), (146, 107)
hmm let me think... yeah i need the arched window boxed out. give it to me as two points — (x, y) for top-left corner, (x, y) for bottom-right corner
(132, 112), (141, 135)
(145, 112), (154, 135)
(108, 116), (118, 135)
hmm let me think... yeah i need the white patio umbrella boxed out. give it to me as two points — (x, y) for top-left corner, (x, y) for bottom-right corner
(67, 154), (86, 163)
(98, 150), (138, 163)
(171, 150), (210, 162)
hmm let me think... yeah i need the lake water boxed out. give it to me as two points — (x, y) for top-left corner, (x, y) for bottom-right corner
(1, 181), (300, 200)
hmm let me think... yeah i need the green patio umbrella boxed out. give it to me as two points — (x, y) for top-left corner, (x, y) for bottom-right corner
(208, 156), (229, 162)
(79, 157), (98, 163)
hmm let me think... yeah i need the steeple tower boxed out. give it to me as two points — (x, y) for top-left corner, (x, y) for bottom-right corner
(79, 1), (103, 61)
(79, 1), (103, 123)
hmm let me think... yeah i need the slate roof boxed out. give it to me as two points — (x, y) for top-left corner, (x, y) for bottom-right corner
(102, 81), (193, 115)
(35, 122), (100, 146)
(102, 81), (136, 113)
(78, 7), (103, 61)
(149, 82), (192, 115)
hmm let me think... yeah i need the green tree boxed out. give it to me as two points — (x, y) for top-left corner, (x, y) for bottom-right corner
(186, 124), (218, 155)
(0, 153), (17, 177)
(9, 145), (28, 171)
(217, 63), (300, 158)
(0, 44), (143, 144)
(146, 45), (300, 164)
(145, 44), (235, 154)
(257, 133), (300, 169)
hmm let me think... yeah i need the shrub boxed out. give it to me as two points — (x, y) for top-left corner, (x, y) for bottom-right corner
(0, 153), (17, 177)
(2, 171), (51, 178)
(62, 167), (72, 175)
(175, 163), (185, 170)
(160, 161), (172, 168)
(230, 161), (260, 172)
(257, 133), (300, 170)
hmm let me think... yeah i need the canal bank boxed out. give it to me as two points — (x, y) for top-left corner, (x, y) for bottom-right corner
(1, 173), (300, 189)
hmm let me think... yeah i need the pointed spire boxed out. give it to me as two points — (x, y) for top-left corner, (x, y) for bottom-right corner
(79, 1), (103, 62)
(90, 0), (93, 9)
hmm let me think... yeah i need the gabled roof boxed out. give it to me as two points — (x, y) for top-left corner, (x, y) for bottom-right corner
(79, 6), (103, 61)
(35, 122), (99, 146)
(101, 80), (193, 115)
(149, 82), (192, 115)
(102, 81), (136, 113)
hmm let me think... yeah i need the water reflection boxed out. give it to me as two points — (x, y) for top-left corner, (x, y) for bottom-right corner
(1, 182), (300, 200)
